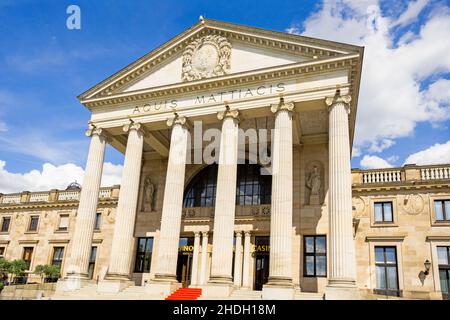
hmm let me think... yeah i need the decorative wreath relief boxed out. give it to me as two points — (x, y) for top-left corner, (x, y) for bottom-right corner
(181, 35), (231, 81)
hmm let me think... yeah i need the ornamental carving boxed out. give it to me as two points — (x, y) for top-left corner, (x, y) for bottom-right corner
(181, 35), (231, 81)
(141, 176), (156, 212)
(402, 194), (425, 215)
(352, 196), (366, 217)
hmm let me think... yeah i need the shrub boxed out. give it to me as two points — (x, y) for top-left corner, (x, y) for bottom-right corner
(34, 264), (61, 282)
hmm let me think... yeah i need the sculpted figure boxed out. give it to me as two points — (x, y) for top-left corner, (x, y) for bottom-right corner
(142, 177), (155, 212)
(307, 166), (321, 195)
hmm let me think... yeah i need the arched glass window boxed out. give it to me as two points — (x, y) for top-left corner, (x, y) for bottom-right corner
(183, 165), (218, 208)
(183, 163), (271, 208)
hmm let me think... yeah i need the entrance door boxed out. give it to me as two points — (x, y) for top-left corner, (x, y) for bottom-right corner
(254, 236), (270, 291)
(176, 237), (194, 288)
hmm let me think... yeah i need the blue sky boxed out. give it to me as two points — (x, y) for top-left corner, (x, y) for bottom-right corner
(0, 0), (449, 192)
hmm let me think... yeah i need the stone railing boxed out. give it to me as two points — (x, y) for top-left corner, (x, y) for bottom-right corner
(362, 170), (402, 184)
(29, 192), (50, 202)
(57, 190), (80, 201)
(0, 186), (119, 205)
(421, 166), (450, 180)
(353, 164), (450, 185)
(1, 194), (21, 204)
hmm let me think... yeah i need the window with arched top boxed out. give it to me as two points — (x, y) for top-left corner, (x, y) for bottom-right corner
(182, 163), (272, 208)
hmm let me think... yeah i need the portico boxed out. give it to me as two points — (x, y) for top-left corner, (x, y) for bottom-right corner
(57, 18), (364, 299)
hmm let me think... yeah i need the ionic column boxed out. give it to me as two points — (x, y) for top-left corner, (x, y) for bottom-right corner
(190, 232), (201, 286)
(242, 231), (251, 289)
(233, 231), (243, 287)
(209, 107), (239, 284)
(200, 231), (209, 285)
(325, 93), (357, 292)
(67, 125), (107, 279)
(153, 114), (189, 282)
(267, 98), (294, 287)
(106, 122), (145, 280)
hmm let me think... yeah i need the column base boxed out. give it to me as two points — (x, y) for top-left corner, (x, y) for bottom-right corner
(55, 274), (91, 292)
(97, 279), (134, 294)
(325, 280), (360, 300)
(262, 278), (295, 300)
(145, 280), (181, 299)
(199, 282), (234, 298)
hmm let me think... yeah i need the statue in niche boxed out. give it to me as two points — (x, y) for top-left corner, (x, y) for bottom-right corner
(142, 176), (156, 212)
(305, 162), (324, 206)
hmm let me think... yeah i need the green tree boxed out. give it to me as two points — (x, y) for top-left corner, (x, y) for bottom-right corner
(8, 259), (27, 283)
(0, 258), (11, 283)
(34, 264), (61, 283)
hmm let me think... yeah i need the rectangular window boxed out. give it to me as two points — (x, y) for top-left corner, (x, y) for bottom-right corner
(22, 247), (34, 270)
(134, 237), (153, 273)
(0, 246), (5, 258)
(87, 247), (97, 279)
(1, 216), (11, 232)
(303, 235), (327, 277)
(374, 246), (399, 296)
(57, 215), (69, 231)
(52, 247), (65, 268)
(28, 216), (39, 232)
(94, 212), (102, 231)
(434, 200), (450, 221)
(437, 246), (450, 300)
(374, 202), (393, 222)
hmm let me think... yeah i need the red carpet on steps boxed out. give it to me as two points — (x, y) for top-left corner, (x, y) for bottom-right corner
(165, 288), (202, 300)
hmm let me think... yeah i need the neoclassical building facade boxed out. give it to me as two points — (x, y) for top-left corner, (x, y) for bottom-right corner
(0, 19), (449, 300)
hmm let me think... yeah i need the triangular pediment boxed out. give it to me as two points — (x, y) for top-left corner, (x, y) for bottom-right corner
(79, 18), (362, 102)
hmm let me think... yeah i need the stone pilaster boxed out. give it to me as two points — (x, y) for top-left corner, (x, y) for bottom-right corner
(242, 231), (251, 289)
(57, 125), (107, 291)
(325, 93), (359, 300)
(146, 114), (189, 297)
(98, 122), (145, 293)
(200, 231), (209, 285)
(262, 98), (295, 300)
(190, 232), (201, 286)
(203, 107), (239, 297)
(233, 231), (243, 287)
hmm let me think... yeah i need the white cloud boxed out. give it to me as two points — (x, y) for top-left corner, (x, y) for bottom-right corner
(360, 155), (394, 169)
(0, 160), (123, 194)
(368, 138), (395, 153)
(391, 0), (430, 28)
(0, 121), (7, 132)
(288, 0), (450, 155)
(404, 140), (450, 165)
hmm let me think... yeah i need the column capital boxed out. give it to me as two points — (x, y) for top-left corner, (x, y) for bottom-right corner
(325, 93), (351, 114)
(194, 231), (201, 238)
(85, 124), (111, 142)
(166, 112), (188, 128)
(217, 105), (239, 122)
(123, 120), (146, 135)
(202, 231), (209, 237)
(235, 230), (243, 237)
(270, 97), (294, 115)
(244, 230), (252, 237)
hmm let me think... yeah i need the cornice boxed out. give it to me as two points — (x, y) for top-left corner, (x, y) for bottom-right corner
(352, 181), (450, 193)
(0, 199), (118, 212)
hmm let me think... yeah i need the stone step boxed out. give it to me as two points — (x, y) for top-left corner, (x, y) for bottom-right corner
(294, 292), (324, 300)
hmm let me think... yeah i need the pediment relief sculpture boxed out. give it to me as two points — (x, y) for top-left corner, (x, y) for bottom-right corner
(182, 35), (231, 81)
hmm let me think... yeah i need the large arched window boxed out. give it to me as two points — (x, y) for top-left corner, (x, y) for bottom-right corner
(183, 163), (271, 208)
